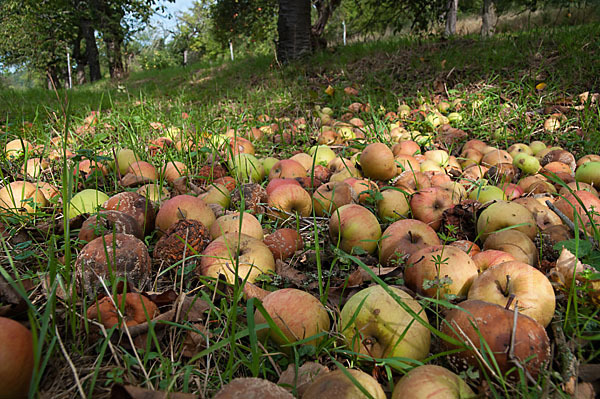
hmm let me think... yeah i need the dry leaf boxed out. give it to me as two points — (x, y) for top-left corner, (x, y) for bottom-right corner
(0, 275), (28, 317)
(275, 259), (307, 287)
(243, 281), (270, 301)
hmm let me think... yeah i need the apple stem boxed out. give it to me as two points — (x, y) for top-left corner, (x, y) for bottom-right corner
(502, 274), (511, 297)
(505, 293), (515, 310)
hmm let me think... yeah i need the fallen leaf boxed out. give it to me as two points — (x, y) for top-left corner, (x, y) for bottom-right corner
(275, 259), (307, 287)
(0, 274), (28, 317)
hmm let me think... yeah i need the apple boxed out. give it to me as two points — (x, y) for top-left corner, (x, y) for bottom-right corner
(513, 153), (540, 175)
(441, 300), (550, 379)
(66, 189), (109, 219)
(577, 154), (600, 167)
(22, 158), (48, 178)
(0, 317), (34, 399)
(424, 149), (450, 167)
(449, 240), (480, 256)
(482, 227), (537, 265)
(499, 182), (523, 200)
(264, 228), (303, 260)
(268, 184), (312, 220)
(136, 183), (170, 204)
(312, 181), (356, 217)
(377, 188), (410, 221)
(410, 187), (454, 231)
(344, 178), (379, 204)
(360, 143), (396, 181)
(228, 153), (265, 182)
(268, 159), (306, 181)
(198, 183), (231, 209)
(0, 181), (48, 215)
(481, 149), (512, 167)
(261, 156), (279, 175)
(529, 141), (547, 155)
(476, 201), (537, 242)
(554, 190), (600, 233)
(308, 145), (336, 166)
(266, 178), (301, 197)
(461, 164), (488, 182)
(379, 219), (440, 266)
(126, 161), (157, 181)
(155, 194), (216, 234)
(405, 245), (479, 298)
(329, 204), (381, 254)
(162, 161), (187, 183)
(115, 148), (139, 174)
(329, 164), (362, 182)
(575, 161), (600, 187)
(199, 232), (275, 284)
(543, 161), (573, 176)
(5, 138), (34, 160)
(467, 184), (506, 203)
(340, 285), (430, 362)
(394, 154), (420, 174)
(213, 378), (294, 399)
(254, 288), (330, 348)
(210, 212), (263, 240)
(391, 365), (476, 399)
(290, 152), (314, 172)
(559, 181), (598, 197)
(392, 140), (420, 156)
(394, 170), (431, 194)
(472, 249), (516, 272)
(303, 368), (386, 399)
(103, 191), (156, 235)
(468, 260), (555, 327)
(507, 143), (533, 158)
(228, 136), (255, 156)
(75, 233), (152, 295)
(513, 197), (562, 230)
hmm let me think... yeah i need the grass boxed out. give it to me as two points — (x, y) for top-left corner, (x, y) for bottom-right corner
(0, 22), (599, 398)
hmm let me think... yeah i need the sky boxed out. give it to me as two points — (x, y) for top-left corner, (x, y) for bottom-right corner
(151, 0), (197, 31)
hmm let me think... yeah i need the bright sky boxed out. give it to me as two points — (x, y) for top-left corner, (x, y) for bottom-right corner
(151, 0), (196, 30)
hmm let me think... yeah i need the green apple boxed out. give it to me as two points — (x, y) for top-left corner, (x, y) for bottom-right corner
(575, 161), (600, 187)
(447, 112), (463, 123)
(227, 153), (264, 182)
(68, 189), (109, 219)
(392, 365), (476, 399)
(513, 153), (541, 175)
(529, 141), (547, 156)
(115, 148), (139, 174)
(261, 157), (279, 175)
(340, 285), (430, 364)
(468, 185), (506, 203)
(308, 145), (336, 166)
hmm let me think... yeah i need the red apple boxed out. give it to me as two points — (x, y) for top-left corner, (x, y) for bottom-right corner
(267, 184), (312, 220)
(379, 219), (440, 266)
(155, 194), (216, 234)
(468, 260), (555, 327)
(0, 317), (34, 399)
(410, 187), (454, 231)
(329, 204), (381, 254)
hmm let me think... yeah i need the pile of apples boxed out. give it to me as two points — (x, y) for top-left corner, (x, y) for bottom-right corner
(1, 91), (599, 398)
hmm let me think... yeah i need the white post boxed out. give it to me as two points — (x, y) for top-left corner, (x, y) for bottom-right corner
(343, 20), (347, 45)
(229, 41), (234, 61)
(183, 50), (188, 66)
(66, 46), (72, 89)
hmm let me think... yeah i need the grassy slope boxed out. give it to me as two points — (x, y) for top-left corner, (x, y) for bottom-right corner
(0, 23), (599, 398)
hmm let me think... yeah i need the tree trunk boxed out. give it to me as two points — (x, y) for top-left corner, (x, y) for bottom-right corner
(481, 0), (497, 38)
(72, 29), (87, 85)
(106, 35), (125, 79)
(80, 18), (101, 81)
(277, 0), (312, 63)
(46, 66), (60, 90)
(445, 0), (458, 37)
(311, 0), (341, 50)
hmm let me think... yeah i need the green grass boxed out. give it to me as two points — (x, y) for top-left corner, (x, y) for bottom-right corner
(0, 22), (599, 398)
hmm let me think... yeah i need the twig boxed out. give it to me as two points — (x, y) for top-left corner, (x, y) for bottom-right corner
(551, 321), (578, 395)
(55, 325), (87, 399)
(507, 302), (541, 389)
(545, 199), (596, 246)
(452, 321), (500, 379)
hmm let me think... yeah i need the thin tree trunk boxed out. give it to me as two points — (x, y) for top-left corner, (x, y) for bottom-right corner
(445, 0), (458, 37)
(277, 0), (312, 63)
(46, 66), (60, 90)
(72, 29), (87, 85)
(106, 35), (125, 79)
(80, 18), (101, 81)
(481, 0), (497, 38)
(311, 0), (341, 49)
